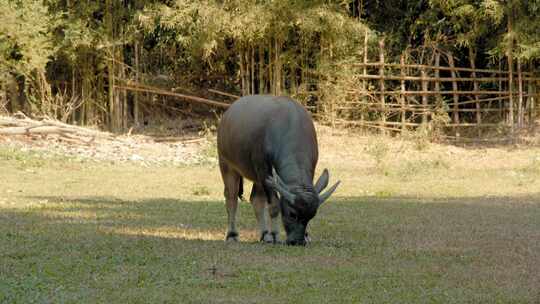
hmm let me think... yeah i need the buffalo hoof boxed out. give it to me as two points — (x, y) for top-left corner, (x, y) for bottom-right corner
(270, 232), (280, 244)
(260, 231), (274, 243)
(225, 231), (239, 242)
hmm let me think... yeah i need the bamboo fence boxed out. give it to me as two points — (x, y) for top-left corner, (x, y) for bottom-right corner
(331, 41), (540, 136)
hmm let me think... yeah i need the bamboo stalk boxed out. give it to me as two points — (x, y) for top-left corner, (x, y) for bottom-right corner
(507, 14), (515, 132)
(507, 60), (514, 129)
(133, 41), (140, 126)
(421, 66), (428, 124)
(337, 119), (502, 128)
(268, 40), (273, 95)
(334, 119), (407, 132)
(105, 0), (115, 131)
(251, 46), (255, 95)
(361, 28), (368, 127)
(447, 53), (459, 135)
(517, 57), (524, 128)
(469, 48), (481, 134)
(499, 60), (504, 121)
(445, 123), (502, 127)
(120, 42), (128, 131)
(208, 89), (240, 99)
(344, 94), (526, 107)
(434, 53), (443, 107)
(379, 38), (386, 134)
(240, 48), (246, 95)
(353, 74), (511, 82)
(353, 62), (534, 75)
(346, 90), (510, 95)
(245, 50), (250, 95)
(531, 78), (537, 127)
(400, 55), (406, 131)
(275, 38), (281, 95)
(114, 85), (230, 109)
(259, 46), (265, 94)
(527, 66), (534, 127)
(336, 104), (505, 113)
(446, 95), (514, 106)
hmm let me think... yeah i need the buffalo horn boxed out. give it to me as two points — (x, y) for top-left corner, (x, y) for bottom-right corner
(265, 167), (296, 203)
(318, 181), (340, 205)
(314, 168), (330, 194)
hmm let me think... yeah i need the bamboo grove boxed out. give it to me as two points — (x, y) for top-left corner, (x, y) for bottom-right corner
(1, 0), (539, 134)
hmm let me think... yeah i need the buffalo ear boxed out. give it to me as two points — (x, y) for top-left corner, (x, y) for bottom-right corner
(314, 169), (330, 194)
(318, 181), (340, 206)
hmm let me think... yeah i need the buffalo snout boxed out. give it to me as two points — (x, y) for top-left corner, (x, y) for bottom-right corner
(286, 239), (306, 246)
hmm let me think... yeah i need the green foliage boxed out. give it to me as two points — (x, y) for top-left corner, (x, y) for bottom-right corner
(0, 0), (539, 128)
(139, 1), (368, 98)
(0, 0), (55, 79)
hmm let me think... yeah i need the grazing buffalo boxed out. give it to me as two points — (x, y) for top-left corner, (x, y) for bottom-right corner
(217, 95), (340, 246)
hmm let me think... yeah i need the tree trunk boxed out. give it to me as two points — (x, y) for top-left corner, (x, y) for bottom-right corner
(105, 0), (116, 131)
(268, 40), (273, 95)
(251, 46), (255, 95)
(447, 53), (459, 135)
(361, 28), (368, 128)
(400, 55), (406, 131)
(517, 57), (524, 128)
(507, 12), (515, 132)
(469, 48), (481, 134)
(7, 75), (19, 113)
(259, 45), (265, 94)
(134, 41), (140, 126)
(379, 38), (386, 134)
(274, 38), (282, 95)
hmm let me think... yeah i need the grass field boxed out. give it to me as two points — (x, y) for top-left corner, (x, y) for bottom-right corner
(1, 133), (540, 303)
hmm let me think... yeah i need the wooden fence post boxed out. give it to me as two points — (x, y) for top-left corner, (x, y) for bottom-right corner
(508, 54), (514, 132)
(530, 77), (538, 129)
(469, 48), (481, 135)
(447, 53), (460, 135)
(517, 57), (524, 128)
(379, 38), (386, 134)
(434, 53), (443, 107)
(498, 60), (505, 121)
(421, 66), (428, 124)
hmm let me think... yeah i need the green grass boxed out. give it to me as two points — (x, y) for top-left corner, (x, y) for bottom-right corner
(1, 143), (540, 303)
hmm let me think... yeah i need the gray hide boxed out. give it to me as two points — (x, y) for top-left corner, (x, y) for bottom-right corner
(217, 95), (340, 245)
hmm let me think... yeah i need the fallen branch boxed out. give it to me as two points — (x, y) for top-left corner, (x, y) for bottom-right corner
(0, 126), (76, 136)
(114, 84), (230, 109)
(152, 136), (206, 144)
(208, 89), (240, 99)
(0, 114), (112, 146)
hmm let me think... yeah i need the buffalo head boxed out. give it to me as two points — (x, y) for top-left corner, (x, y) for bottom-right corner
(266, 168), (340, 246)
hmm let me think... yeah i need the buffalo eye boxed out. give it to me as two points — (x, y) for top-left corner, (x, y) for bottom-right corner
(288, 209), (299, 221)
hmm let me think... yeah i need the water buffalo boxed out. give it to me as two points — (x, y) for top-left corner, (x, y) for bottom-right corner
(217, 95), (340, 246)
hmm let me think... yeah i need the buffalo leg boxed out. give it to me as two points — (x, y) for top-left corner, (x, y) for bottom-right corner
(250, 184), (273, 243)
(219, 160), (241, 242)
(268, 191), (281, 243)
